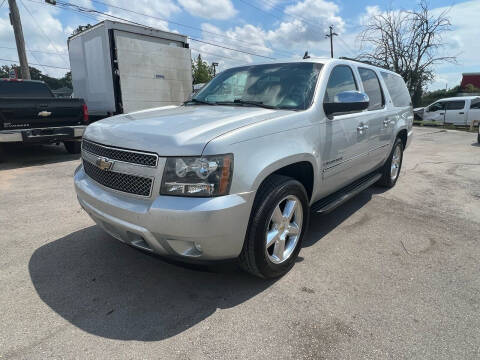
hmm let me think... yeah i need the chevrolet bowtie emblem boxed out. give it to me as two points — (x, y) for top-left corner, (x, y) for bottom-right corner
(95, 157), (114, 171)
(38, 111), (52, 117)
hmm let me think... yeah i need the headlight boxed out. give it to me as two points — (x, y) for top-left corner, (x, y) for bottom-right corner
(160, 154), (233, 197)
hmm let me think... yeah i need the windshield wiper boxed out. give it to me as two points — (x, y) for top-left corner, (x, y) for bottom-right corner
(215, 99), (279, 109)
(233, 99), (279, 109)
(184, 98), (217, 105)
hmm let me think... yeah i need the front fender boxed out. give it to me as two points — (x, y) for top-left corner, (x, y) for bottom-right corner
(202, 124), (321, 195)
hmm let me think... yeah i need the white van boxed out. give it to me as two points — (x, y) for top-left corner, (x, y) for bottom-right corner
(416, 96), (480, 126)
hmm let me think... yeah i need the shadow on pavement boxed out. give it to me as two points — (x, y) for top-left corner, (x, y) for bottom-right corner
(303, 188), (374, 247)
(0, 143), (79, 170)
(29, 226), (274, 341)
(29, 185), (380, 341)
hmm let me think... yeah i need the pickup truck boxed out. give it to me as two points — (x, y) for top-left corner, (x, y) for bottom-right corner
(414, 96), (480, 126)
(74, 59), (413, 278)
(0, 79), (88, 154)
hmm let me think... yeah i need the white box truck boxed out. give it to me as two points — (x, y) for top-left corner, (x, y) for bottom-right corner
(68, 20), (192, 120)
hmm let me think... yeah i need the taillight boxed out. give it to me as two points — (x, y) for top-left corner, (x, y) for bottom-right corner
(82, 103), (89, 124)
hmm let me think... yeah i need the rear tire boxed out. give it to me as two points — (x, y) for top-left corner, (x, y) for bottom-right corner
(239, 175), (309, 279)
(377, 137), (403, 188)
(64, 141), (81, 154)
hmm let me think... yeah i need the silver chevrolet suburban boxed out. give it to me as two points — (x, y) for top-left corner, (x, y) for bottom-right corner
(74, 59), (413, 278)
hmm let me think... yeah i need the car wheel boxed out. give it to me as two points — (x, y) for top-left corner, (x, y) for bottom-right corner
(239, 174), (309, 279)
(64, 141), (81, 154)
(477, 132), (480, 144)
(377, 137), (404, 188)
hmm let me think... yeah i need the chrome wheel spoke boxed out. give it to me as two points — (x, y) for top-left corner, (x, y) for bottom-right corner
(272, 236), (286, 261)
(283, 199), (297, 221)
(287, 223), (300, 236)
(271, 205), (283, 225)
(266, 229), (280, 248)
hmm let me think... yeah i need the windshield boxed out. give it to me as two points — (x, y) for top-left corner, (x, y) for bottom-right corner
(191, 62), (322, 110)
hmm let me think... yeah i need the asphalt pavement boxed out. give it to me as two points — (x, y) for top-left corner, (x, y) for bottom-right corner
(1, 127), (479, 359)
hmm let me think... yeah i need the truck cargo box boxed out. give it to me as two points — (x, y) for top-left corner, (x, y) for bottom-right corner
(68, 20), (192, 119)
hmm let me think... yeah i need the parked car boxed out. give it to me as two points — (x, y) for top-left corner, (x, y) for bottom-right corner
(414, 96), (480, 126)
(74, 59), (413, 278)
(0, 79), (88, 154)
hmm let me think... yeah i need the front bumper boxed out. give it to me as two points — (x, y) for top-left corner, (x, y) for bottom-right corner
(0, 125), (86, 143)
(74, 166), (255, 260)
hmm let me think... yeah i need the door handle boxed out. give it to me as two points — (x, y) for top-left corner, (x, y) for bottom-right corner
(357, 123), (368, 134)
(459, 112), (464, 114)
(439, 112), (445, 115)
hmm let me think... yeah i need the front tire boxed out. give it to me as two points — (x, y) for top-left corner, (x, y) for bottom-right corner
(64, 140), (81, 154)
(377, 137), (404, 188)
(239, 175), (309, 279)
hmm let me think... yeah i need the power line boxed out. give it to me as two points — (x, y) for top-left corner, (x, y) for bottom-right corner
(190, 47), (243, 63)
(189, 38), (274, 59)
(86, 0), (295, 58)
(46, 0), (276, 60)
(0, 45), (68, 55)
(0, 57), (70, 69)
(19, 0), (70, 66)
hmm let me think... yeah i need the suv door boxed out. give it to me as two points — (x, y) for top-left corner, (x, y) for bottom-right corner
(320, 65), (371, 193)
(424, 101), (446, 123)
(357, 67), (390, 169)
(445, 100), (467, 125)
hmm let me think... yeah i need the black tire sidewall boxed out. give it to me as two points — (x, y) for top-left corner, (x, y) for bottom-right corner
(249, 179), (309, 278)
(386, 138), (404, 187)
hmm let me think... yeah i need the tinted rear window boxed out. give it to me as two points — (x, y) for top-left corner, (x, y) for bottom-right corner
(380, 72), (411, 107)
(0, 81), (53, 98)
(446, 101), (465, 110)
(358, 67), (384, 110)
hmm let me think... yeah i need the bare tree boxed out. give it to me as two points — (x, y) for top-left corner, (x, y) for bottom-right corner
(358, 1), (456, 105)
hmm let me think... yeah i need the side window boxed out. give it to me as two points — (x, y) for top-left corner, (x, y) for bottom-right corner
(358, 67), (384, 110)
(429, 102), (445, 112)
(446, 101), (465, 110)
(324, 65), (357, 103)
(380, 72), (411, 107)
(471, 101), (480, 109)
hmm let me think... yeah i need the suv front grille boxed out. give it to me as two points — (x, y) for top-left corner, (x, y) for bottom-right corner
(83, 160), (153, 197)
(82, 139), (158, 167)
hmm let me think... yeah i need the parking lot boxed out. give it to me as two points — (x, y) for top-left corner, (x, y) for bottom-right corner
(1, 127), (479, 359)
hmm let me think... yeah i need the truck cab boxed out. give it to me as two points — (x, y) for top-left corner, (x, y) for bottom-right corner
(421, 96), (480, 126)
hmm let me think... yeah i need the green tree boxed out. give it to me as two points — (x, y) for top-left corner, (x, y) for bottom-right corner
(192, 54), (214, 84)
(0, 64), (71, 90)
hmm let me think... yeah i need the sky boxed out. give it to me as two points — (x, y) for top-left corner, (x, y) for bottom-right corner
(0, 0), (478, 90)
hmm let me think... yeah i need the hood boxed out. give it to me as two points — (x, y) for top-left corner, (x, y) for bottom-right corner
(84, 105), (290, 156)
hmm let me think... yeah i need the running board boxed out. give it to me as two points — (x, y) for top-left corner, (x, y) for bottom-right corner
(311, 172), (381, 214)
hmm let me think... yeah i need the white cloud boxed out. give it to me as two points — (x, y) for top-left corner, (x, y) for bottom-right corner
(104, 0), (180, 31)
(0, 1), (72, 77)
(266, 0), (345, 51)
(178, 0), (237, 20)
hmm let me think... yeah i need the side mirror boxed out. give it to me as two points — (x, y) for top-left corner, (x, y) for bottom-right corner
(324, 91), (369, 116)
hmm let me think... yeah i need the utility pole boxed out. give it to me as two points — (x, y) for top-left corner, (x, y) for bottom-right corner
(325, 25), (338, 58)
(8, 0), (30, 79)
